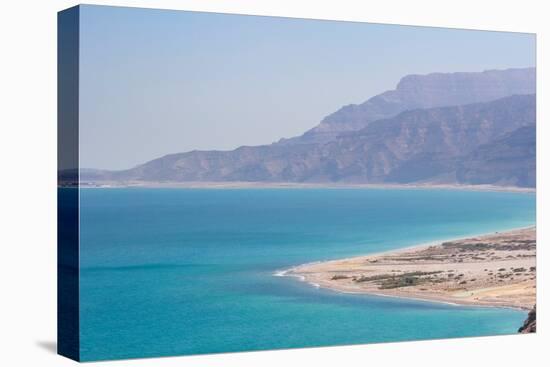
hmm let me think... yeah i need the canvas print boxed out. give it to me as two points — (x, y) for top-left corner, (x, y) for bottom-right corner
(58, 4), (536, 362)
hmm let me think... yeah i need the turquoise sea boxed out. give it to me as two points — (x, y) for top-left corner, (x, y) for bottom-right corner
(79, 188), (535, 361)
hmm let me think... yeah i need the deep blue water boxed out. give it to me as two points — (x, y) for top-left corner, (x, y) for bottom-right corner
(79, 188), (535, 361)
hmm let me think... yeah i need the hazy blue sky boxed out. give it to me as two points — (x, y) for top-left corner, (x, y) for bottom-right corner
(79, 5), (535, 170)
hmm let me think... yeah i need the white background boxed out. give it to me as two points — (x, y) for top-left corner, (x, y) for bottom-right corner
(0, 0), (547, 366)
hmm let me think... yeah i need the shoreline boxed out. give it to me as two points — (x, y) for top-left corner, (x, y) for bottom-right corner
(77, 181), (535, 194)
(284, 224), (536, 273)
(283, 227), (536, 311)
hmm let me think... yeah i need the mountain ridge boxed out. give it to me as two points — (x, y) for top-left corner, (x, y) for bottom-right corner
(284, 67), (535, 145)
(76, 68), (536, 188)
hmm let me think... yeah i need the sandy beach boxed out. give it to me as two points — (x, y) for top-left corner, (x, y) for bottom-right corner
(287, 227), (536, 310)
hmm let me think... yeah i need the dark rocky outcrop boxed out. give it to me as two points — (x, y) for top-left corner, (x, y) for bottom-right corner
(519, 305), (536, 333)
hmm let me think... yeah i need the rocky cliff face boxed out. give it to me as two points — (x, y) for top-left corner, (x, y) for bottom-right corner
(290, 67), (535, 144)
(519, 305), (536, 333)
(457, 125), (535, 187)
(321, 94), (535, 184)
(81, 68), (536, 187)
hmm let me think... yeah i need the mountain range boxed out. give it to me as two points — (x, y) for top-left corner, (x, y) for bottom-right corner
(79, 67), (536, 188)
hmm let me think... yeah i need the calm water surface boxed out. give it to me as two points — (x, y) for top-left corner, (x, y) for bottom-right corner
(79, 188), (535, 361)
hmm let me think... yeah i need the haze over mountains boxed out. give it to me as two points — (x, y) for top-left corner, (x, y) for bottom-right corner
(288, 67), (535, 145)
(81, 67), (536, 187)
